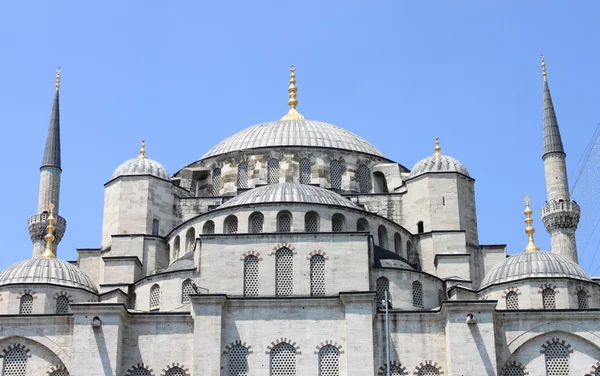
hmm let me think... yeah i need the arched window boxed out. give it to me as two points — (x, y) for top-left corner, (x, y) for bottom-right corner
(2, 346), (28, 376)
(275, 247), (293, 296)
(130, 368), (151, 376)
(332, 214), (345, 232)
(228, 344), (249, 376)
(318, 345), (339, 376)
(270, 342), (296, 376)
(389, 366), (404, 376)
(150, 284), (161, 310)
(212, 168), (222, 195)
(250, 212), (264, 233)
(173, 236), (181, 259)
(152, 219), (160, 235)
(268, 158), (280, 185)
(506, 291), (519, 310)
(357, 164), (371, 193)
(417, 221), (424, 234)
(373, 171), (388, 193)
(394, 233), (402, 255)
(182, 279), (195, 304)
(376, 277), (390, 309)
(577, 290), (588, 309)
(185, 227), (196, 252)
(277, 212), (292, 232)
(544, 342), (569, 376)
(310, 255), (325, 296)
(417, 365), (439, 376)
(203, 220), (215, 234)
(305, 212), (319, 232)
(49, 369), (69, 376)
(378, 225), (388, 248)
(503, 366), (524, 376)
(224, 215), (238, 234)
(164, 367), (186, 376)
(357, 218), (369, 232)
(412, 281), (423, 308)
(299, 158), (311, 184)
(19, 294), (33, 314)
(542, 288), (556, 309)
(237, 162), (248, 189)
(244, 255), (259, 297)
(330, 160), (342, 190)
(56, 295), (69, 314)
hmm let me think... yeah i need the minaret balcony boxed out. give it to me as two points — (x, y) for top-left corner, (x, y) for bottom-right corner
(28, 213), (67, 243)
(541, 200), (580, 231)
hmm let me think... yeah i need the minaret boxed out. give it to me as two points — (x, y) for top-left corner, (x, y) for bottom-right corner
(28, 69), (67, 258)
(539, 56), (580, 263)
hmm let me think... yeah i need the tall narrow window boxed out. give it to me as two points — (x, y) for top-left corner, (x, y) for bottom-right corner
(330, 160), (342, 190)
(544, 342), (569, 376)
(310, 255), (326, 296)
(268, 158), (280, 185)
(229, 344), (249, 376)
(250, 213), (264, 233)
(244, 255), (259, 297)
(276, 247), (293, 296)
(332, 214), (345, 232)
(357, 164), (371, 193)
(378, 226), (388, 248)
(577, 290), (588, 309)
(150, 284), (161, 310)
(373, 171), (388, 193)
(185, 227), (196, 252)
(417, 365), (439, 376)
(182, 279), (195, 304)
(299, 158), (311, 184)
(56, 295), (69, 314)
(203, 220), (215, 234)
(412, 281), (423, 308)
(417, 221), (424, 234)
(542, 288), (556, 309)
(270, 343), (296, 376)
(2, 346), (28, 376)
(394, 233), (402, 255)
(173, 236), (181, 259)
(19, 294), (33, 314)
(357, 218), (369, 232)
(237, 162), (249, 189)
(277, 212), (292, 232)
(506, 291), (519, 310)
(212, 168), (222, 195)
(503, 366), (524, 376)
(225, 215), (238, 234)
(164, 368), (185, 376)
(376, 277), (391, 309)
(318, 345), (339, 376)
(152, 219), (160, 235)
(305, 212), (319, 232)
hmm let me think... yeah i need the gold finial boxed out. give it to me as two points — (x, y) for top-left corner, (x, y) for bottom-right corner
(541, 55), (547, 81)
(138, 139), (147, 159)
(55, 67), (61, 90)
(281, 66), (305, 120)
(41, 202), (57, 258)
(524, 195), (540, 252)
(434, 137), (441, 156)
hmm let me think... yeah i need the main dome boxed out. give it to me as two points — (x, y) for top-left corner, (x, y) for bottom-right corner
(202, 119), (384, 159)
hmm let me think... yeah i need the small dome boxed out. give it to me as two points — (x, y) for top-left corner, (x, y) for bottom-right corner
(219, 183), (360, 209)
(408, 154), (469, 179)
(111, 158), (170, 181)
(480, 251), (591, 289)
(0, 258), (98, 293)
(166, 251), (195, 272)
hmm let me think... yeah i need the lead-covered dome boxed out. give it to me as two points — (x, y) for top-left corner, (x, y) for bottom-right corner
(166, 251), (195, 272)
(0, 258), (98, 293)
(220, 182), (360, 209)
(408, 139), (469, 179)
(111, 157), (170, 181)
(480, 251), (591, 289)
(202, 119), (384, 159)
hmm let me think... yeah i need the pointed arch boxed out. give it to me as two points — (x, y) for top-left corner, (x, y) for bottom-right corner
(202, 220), (215, 234)
(150, 284), (161, 310)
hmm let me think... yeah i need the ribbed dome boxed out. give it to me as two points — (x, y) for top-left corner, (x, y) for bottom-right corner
(0, 258), (98, 293)
(480, 251), (591, 289)
(166, 251), (195, 272)
(202, 119), (384, 159)
(111, 158), (170, 181)
(408, 154), (469, 179)
(220, 183), (360, 209)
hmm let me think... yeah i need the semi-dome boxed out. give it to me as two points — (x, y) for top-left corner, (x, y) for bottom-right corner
(408, 138), (469, 179)
(480, 251), (591, 289)
(111, 141), (170, 181)
(0, 258), (98, 293)
(202, 119), (384, 159)
(219, 182), (360, 209)
(166, 251), (195, 272)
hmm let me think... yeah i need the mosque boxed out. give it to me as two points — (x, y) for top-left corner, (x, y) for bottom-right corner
(0, 58), (598, 376)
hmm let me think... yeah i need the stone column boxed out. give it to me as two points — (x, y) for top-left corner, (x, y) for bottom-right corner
(340, 292), (376, 376)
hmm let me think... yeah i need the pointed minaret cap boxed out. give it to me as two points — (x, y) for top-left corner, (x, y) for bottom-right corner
(41, 202), (57, 258)
(541, 55), (565, 157)
(524, 195), (540, 252)
(281, 66), (305, 121)
(434, 137), (441, 156)
(41, 68), (62, 170)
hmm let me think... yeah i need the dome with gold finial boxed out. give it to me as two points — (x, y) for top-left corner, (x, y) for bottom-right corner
(111, 140), (170, 181)
(408, 138), (469, 179)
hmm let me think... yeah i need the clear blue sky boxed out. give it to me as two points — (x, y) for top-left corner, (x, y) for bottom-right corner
(1, 2), (599, 274)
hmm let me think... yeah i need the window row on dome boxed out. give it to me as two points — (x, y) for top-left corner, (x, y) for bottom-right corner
(15, 291), (73, 315)
(501, 286), (590, 310)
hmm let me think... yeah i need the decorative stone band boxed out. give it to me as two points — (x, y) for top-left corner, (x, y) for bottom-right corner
(28, 213), (66, 243)
(541, 200), (580, 231)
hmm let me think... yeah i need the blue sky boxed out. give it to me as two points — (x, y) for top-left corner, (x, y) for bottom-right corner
(1, 1), (599, 274)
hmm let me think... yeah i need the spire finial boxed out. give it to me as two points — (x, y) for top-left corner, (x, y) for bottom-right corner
(281, 66), (305, 120)
(138, 139), (147, 159)
(434, 137), (441, 156)
(524, 195), (540, 252)
(41, 202), (57, 258)
(55, 67), (61, 90)
(541, 55), (547, 81)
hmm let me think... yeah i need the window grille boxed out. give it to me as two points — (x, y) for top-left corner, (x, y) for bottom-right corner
(318, 346), (339, 376)
(182, 279), (195, 304)
(300, 158), (311, 184)
(244, 256), (259, 297)
(276, 248), (294, 296)
(378, 226), (388, 248)
(412, 281), (423, 308)
(270, 343), (296, 376)
(225, 216), (238, 234)
(152, 219), (160, 235)
(49, 370), (69, 376)
(311, 255), (326, 296)
(56, 295), (69, 314)
(330, 160), (342, 190)
(305, 213), (319, 232)
(251, 213), (264, 233)
(185, 227), (196, 252)
(357, 164), (371, 193)
(332, 214), (344, 232)
(389, 366), (404, 376)
(174, 236), (181, 259)
(577, 290), (588, 309)
(19, 294), (33, 314)
(278, 213), (291, 232)
(417, 365), (439, 376)
(542, 288), (556, 309)
(203, 221), (215, 234)
(130, 369), (151, 376)
(544, 342), (569, 376)
(503, 366), (524, 376)
(376, 277), (390, 308)
(268, 158), (280, 185)
(357, 218), (369, 232)
(165, 368), (185, 376)
(506, 291), (519, 310)
(394, 233), (402, 255)
(2, 347), (27, 376)
(212, 168), (222, 195)
(229, 345), (249, 376)
(238, 162), (249, 189)
(150, 284), (161, 310)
